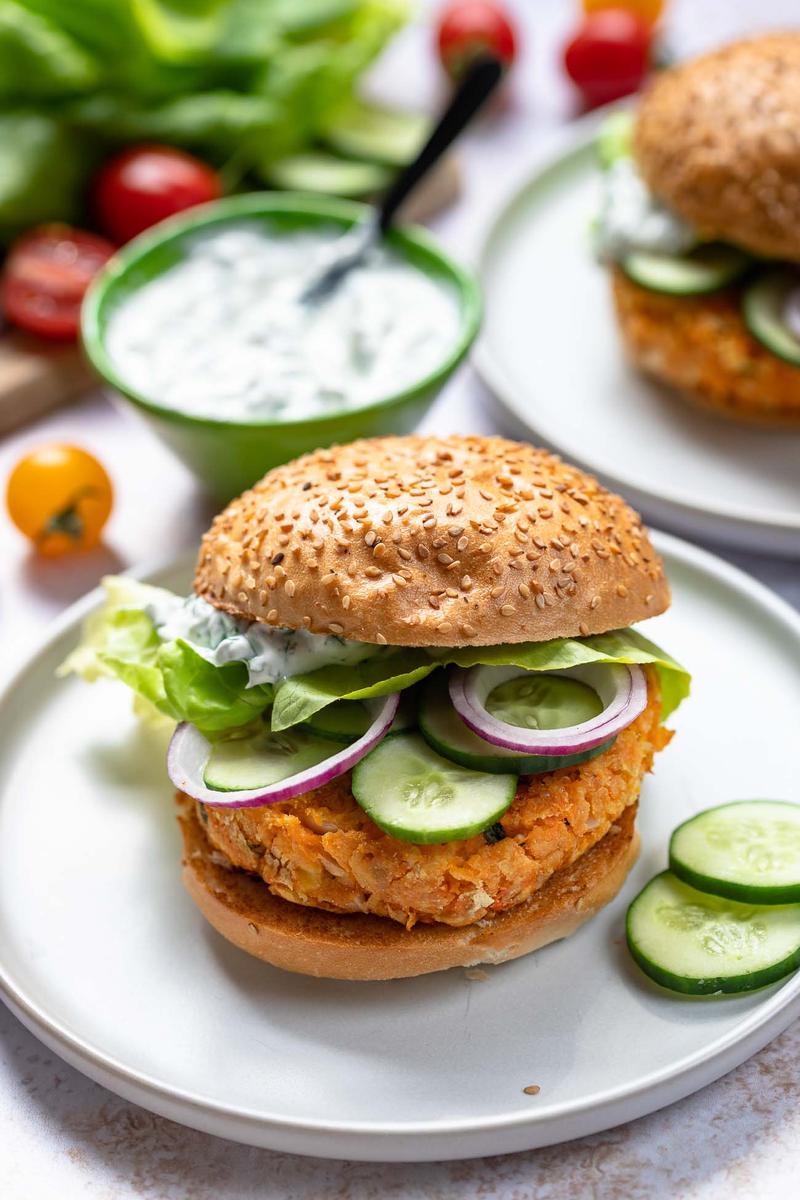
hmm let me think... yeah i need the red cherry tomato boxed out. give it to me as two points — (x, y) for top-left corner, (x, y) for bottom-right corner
(564, 9), (651, 109)
(92, 144), (222, 244)
(1, 225), (115, 341)
(436, 1), (517, 81)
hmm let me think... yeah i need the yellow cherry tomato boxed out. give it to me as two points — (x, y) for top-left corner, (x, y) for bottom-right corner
(582, 0), (664, 25)
(6, 444), (113, 556)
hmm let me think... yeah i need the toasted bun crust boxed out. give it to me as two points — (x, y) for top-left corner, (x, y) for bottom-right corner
(178, 798), (639, 980)
(612, 269), (800, 426)
(194, 436), (669, 646)
(634, 34), (800, 261)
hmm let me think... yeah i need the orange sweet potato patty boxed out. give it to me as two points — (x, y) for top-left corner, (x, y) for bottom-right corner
(198, 673), (669, 930)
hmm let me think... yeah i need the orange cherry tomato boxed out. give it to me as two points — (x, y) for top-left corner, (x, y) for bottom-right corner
(581, 0), (664, 24)
(6, 444), (113, 557)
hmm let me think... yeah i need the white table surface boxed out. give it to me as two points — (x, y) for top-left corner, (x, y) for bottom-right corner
(1, 3), (799, 1196)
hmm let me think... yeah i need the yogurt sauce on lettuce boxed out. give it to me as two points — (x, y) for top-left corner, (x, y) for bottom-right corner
(146, 592), (380, 687)
(595, 158), (696, 262)
(105, 223), (461, 422)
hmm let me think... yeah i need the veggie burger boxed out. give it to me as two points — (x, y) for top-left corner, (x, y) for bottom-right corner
(597, 33), (800, 426)
(66, 436), (688, 979)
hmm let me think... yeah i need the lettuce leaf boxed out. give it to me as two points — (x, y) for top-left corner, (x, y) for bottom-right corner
(271, 627), (689, 730)
(0, 0), (409, 243)
(59, 576), (272, 736)
(271, 651), (434, 731)
(63, 578), (689, 739)
(160, 639), (272, 733)
(436, 628), (690, 720)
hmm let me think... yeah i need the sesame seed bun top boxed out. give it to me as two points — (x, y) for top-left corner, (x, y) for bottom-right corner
(194, 436), (669, 647)
(634, 33), (800, 261)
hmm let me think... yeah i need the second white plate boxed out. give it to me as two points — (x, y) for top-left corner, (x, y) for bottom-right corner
(475, 117), (800, 557)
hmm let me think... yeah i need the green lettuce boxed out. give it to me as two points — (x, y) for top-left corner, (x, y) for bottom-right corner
(270, 627), (689, 730)
(0, 0), (409, 242)
(63, 576), (689, 739)
(59, 576), (272, 736)
(596, 109), (634, 169)
(271, 651), (435, 731)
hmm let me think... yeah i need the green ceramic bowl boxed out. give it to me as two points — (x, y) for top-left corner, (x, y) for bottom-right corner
(82, 193), (481, 502)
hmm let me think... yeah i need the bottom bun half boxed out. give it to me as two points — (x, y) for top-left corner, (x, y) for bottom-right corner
(178, 797), (640, 981)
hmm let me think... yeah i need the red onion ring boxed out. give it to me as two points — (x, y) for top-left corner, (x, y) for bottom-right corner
(448, 664), (647, 755)
(168, 692), (400, 809)
(784, 284), (800, 341)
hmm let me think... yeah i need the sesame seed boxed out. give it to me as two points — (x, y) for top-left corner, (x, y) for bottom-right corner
(418, 544), (430, 559)
(461, 575), (472, 590)
(616, 584), (628, 598)
(590, 595), (601, 609)
(460, 623), (476, 638)
(342, 596), (351, 610)
(365, 566), (382, 579)
(271, 552), (284, 566)
(329, 623), (344, 635)
(490, 585), (503, 598)
(457, 536), (469, 552)
(500, 604), (516, 616)
(437, 553), (454, 565)
(446, 587), (459, 598)
(518, 583), (531, 599)
(267, 609), (279, 623)
(285, 580), (296, 597)
(397, 547), (412, 560)
(376, 633), (388, 645)
(535, 594), (546, 609)
(579, 623), (589, 636)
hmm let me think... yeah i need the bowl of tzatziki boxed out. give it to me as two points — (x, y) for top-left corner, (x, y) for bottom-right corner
(82, 192), (480, 500)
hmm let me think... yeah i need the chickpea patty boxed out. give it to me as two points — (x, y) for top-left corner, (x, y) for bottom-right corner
(198, 674), (670, 929)
(612, 268), (800, 426)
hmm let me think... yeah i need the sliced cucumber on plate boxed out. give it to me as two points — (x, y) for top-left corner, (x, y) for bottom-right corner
(262, 152), (391, 198)
(742, 269), (800, 366)
(670, 800), (800, 904)
(419, 676), (613, 774)
(621, 243), (751, 296)
(324, 99), (430, 167)
(351, 731), (516, 844)
(626, 871), (800, 995)
(204, 727), (337, 792)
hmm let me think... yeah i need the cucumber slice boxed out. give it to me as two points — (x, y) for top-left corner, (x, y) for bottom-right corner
(419, 677), (614, 775)
(351, 731), (516, 844)
(324, 99), (430, 167)
(204, 727), (335, 792)
(486, 673), (603, 729)
(742, 270), (800, 366)
(262, 152), (391, 198)
(621, 243), (751, 296)
(303, 700), (371, 743)
(626, 871), (800, 995)
(670, 800), (800, 904)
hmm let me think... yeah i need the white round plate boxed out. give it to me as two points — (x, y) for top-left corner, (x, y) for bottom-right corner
(1, 535), (799, 1162)
(475, 116), (800, 557)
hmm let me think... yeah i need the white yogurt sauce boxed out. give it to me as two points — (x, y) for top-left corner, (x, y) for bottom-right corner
(106, 223), (461, 421)
(147, 592), (380, 687)
(595, 158), (696, 261)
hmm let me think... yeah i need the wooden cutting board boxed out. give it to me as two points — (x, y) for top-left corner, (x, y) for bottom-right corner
(0, 332), (96, 437)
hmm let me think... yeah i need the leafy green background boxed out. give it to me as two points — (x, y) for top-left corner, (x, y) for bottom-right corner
(0, 0), (407, 240)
